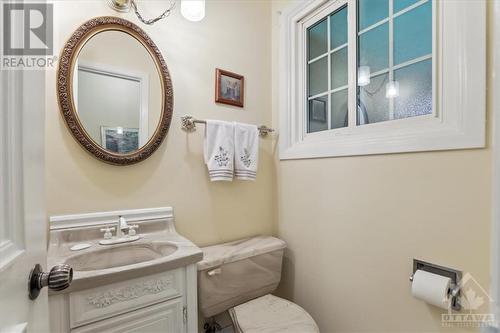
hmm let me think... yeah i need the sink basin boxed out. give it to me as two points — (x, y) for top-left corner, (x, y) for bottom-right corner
(65, 241), (178, 271)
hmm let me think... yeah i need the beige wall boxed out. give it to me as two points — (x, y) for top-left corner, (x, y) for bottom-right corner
(46, 0), (274, 246)
(272, 1), (492, 332)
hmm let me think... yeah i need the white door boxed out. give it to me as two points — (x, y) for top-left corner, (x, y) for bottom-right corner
(0, 56), (49, 332)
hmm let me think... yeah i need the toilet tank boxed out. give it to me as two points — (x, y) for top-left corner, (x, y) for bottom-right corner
(197, 236), (286, 318)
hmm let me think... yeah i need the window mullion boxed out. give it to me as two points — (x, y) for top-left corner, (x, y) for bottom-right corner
(388, 0), (395, 120)
(327, 15), (332, 130)
(347, 0), (357, 128)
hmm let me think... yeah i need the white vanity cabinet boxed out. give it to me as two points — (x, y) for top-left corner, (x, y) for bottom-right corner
(71, 299), (183, 333)
(49, 265), (198, 333)
(48, 208), (202, 333)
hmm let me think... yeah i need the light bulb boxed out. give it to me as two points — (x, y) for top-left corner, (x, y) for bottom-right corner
(358, 66), (371, 86)
(385, 81), (400, 99)
(181, 0), (205, 22)
(116, 127), (124, 135)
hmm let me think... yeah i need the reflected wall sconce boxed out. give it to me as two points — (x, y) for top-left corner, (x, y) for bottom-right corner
(108, 0), (205, 25)
(385, 81), (400, 99)
(357, 66), (371, 86)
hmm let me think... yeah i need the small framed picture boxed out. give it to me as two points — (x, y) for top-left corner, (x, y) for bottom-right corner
(215, 68), (244, 107)
(100, 126), (139, 154)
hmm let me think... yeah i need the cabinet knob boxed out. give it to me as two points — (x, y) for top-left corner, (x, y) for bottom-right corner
(29, 263), (73, 300)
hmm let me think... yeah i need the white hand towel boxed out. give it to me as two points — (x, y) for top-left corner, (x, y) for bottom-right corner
(234, 122), (259, 181)
(204, 120), (234, 181)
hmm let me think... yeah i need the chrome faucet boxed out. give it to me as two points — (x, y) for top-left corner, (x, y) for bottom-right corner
(98, 216), (141, 245)
(117, 216), (129, 238)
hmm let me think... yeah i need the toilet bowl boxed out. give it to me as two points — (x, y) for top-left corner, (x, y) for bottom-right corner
(197, 236), (319, 333)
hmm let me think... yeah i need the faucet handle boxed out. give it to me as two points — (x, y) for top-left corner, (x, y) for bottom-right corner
(127, 225), (139, 236)
(100, 226), (115, 239)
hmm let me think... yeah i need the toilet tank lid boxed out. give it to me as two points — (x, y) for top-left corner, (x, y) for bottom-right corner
(197, 236), (286, 271)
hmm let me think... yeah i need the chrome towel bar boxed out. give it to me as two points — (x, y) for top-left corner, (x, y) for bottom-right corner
(181, 115), (274, 137)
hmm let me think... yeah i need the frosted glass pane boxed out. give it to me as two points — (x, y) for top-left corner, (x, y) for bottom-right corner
(394, 1), (432, 65)
(308, 19), (328, 60)
(394, 59), (432, 119)
(358, 0), (388, 30)
(308, 96), (328, 133)
(394, 0), (420, 13)
(331, 89), (348, 129)
(331, 47), (348, 89)
(330, 6), (348, 50)
(359, 23), (389, 73)
(358, 73), (389, 125)
(309, 57), (328, 96)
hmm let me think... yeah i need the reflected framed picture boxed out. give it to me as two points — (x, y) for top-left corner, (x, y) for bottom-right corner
(215, 68), (244, 107)
(100, 126), (139, 154)
(310, 99), (327, 122)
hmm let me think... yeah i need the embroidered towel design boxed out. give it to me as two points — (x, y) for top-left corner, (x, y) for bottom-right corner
(204, 120), (234, 181)
(215, 147), (230, 167)
(240, 148), (252, 168)
(234, 122), (259, 181)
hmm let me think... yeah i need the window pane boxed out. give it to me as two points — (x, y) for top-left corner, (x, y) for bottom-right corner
(331, 47), (348, 89)
(330, 6), (347, 49)
(308, 19), (328, 60)
(308, 96), (328, 133)
(394, 0), (420, 13)
(308, 57), (328, 96)
(394, 59), (432, 119)
(331, 89), (348, 129)
(394, 1), (432, 65)
(359, 23), (389, 73)
(358, 0), (388, 31)
(358, 73), (389, 125)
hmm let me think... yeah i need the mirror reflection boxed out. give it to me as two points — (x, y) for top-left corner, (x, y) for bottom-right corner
(74, 30), (162, 154)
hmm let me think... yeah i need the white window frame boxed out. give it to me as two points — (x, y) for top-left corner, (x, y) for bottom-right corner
(279, 0), (486, 160)
(305, 2), (349, 132)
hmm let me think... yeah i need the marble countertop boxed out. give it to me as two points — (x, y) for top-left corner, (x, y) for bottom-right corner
(47, 218), (203, 294)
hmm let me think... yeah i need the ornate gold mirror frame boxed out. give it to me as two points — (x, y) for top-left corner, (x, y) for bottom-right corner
(57, 16), (173, 165)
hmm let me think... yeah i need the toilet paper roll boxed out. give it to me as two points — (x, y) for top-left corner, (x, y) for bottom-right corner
(411, 270), (451, 309)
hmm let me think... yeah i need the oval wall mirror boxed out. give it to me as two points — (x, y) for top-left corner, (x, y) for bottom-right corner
(57, 17), (173, 165)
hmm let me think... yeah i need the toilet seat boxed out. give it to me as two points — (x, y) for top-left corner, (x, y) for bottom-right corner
(228, 295), (319, 333)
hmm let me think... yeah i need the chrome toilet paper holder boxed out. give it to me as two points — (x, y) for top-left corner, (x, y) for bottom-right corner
(409, 259), (462, 311)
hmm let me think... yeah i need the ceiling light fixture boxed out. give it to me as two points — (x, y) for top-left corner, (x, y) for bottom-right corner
(108, 0), (205, 25)
(181, 0), (205, 22)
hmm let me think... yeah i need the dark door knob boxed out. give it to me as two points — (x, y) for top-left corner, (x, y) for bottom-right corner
(28, 263), (73, 300)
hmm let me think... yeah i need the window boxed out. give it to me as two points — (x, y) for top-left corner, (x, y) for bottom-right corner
(307, 6), (348, 133)
(357, 0), (432, 125)
(280, 0), (485, 159)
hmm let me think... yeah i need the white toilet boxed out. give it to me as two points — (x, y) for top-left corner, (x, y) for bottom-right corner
(197, 236), (319, 333)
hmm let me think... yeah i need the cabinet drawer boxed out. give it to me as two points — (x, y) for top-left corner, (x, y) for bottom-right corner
(70, 269), (184, 328)
(71, 298), (184, 333)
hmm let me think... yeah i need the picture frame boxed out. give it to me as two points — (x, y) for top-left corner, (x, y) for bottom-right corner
(215, 68), (244, 107)
(100, 126), (140, 154)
